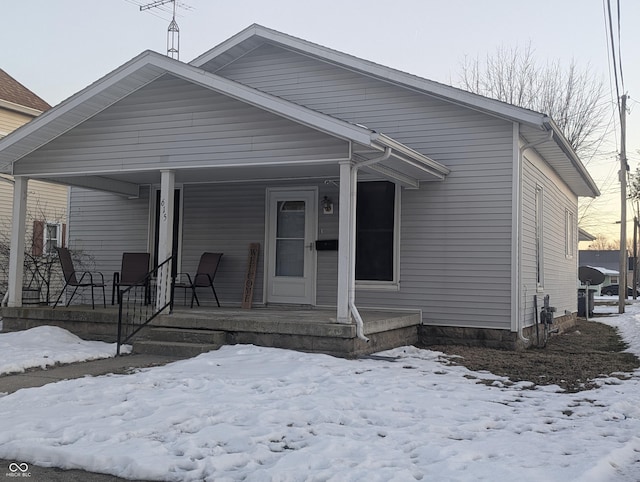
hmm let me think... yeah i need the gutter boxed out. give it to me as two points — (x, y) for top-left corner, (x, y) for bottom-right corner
(542, 119), (600, 197)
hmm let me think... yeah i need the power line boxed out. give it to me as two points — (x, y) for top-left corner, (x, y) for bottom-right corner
(605, 0), (622, 111)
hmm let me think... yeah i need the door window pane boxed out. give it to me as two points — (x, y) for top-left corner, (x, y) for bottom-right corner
(275, 200), (305, 277)
(276, 240), (304, 276)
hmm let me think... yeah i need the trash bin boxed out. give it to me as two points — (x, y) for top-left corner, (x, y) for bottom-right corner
(578, 288), (595, 317)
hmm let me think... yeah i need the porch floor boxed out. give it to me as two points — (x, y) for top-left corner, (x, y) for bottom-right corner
(0, 305), (422, 358)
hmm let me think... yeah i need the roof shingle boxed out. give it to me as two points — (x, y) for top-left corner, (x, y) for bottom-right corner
(0, 69), (50, 112)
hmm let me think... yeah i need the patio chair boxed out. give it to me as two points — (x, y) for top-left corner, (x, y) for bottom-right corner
(175, 252), (222, 308)
(111, 252), (151, 305)
(53, 247), (106, 309)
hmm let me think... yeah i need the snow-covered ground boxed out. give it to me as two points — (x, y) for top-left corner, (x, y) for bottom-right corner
(0, 306), (639, 481)
(0, 326), (130, 375)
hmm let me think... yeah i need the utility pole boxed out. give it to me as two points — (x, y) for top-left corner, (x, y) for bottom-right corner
(634, 213), (638, 300)
(618, 93), (628, 313)
(140, 0), (181, 60)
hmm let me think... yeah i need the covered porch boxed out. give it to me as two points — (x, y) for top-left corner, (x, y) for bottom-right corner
(1, 304), (422, 358)
(0, 51), (448, 355)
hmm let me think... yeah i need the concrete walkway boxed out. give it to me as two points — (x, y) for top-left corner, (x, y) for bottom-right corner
(0, 353), (181, 394)
(0, 354), (181, 481)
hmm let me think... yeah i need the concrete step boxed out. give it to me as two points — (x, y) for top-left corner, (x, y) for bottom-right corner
(144, 327), (227, 345)
(133, 340), (221, 358)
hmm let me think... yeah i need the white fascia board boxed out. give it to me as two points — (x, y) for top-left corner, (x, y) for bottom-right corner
(0, 49), (378, 168)
(0, 99), (42, 117)
(0, 50), (165, 163)
(192, 24), (548, 128)
(364, 163), (419, 189)
(152, 55), (378, 147)
(190, 24), (260, 67)
(375, 134), (450, 178)
(543, 119), (600, 197)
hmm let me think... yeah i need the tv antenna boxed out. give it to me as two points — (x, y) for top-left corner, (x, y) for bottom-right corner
(139, 0), (187, 60)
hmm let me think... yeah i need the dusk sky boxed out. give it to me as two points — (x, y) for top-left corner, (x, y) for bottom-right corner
(3, 0), (638, 242)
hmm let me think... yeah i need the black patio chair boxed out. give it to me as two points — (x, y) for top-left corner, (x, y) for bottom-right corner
(111, 252), (151, 305)
(53, 247), (106, 309)
(174, 252), (222, 308)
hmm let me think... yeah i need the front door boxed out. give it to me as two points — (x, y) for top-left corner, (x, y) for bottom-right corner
(266, 188), (317, 305)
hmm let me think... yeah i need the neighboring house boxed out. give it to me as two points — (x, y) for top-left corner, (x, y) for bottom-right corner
(577, 266), (618, 295)
(579, 250), (630, 294)
(0, 25), (599, 347)
(0, 69), (68, 301)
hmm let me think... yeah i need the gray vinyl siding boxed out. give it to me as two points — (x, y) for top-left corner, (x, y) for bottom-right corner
(181, 183), (266, 305)
(521, 155), (578, 326)
(68, 186), (150, 304)
(13, 74), (349, 177)
(216, 43), (515, 329)
(181, 180), (340, 306)
(67, 180), (340, 307)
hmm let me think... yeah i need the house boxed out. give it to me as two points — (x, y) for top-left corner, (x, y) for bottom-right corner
(579, 250), (630, 294)
(0, 25), (599, 350)
(578, 265), (618, 295)
(0, 69), (68, 303)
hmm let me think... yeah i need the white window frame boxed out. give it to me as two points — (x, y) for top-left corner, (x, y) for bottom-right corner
(355, 182), (401, 291)
(43, 221), (62, 256)
(565, 209), (575, 259)
(535, 185), (544, 291)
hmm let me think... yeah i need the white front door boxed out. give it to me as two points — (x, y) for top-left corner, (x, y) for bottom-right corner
(266, 188), (317, 305)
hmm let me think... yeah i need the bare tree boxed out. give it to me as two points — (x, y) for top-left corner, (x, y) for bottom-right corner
(585, 234), (619, 251)
(459, 44), (609, 160)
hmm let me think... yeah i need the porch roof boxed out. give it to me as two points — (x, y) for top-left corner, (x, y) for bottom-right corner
(0, 51), (449, 196)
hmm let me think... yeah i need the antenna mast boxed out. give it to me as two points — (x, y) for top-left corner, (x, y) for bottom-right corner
(140, 0), (180, 60)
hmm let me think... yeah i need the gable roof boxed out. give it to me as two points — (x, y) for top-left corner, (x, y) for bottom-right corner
(192, 24), (599, 198)
(0, 50), (449, 190)
(0, 69), (50, 114)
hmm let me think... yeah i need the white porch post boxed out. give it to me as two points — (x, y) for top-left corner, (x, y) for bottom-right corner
(156, 170), (175, 311)
(7, 176), (28, 307)
(337, 161), (353, 323)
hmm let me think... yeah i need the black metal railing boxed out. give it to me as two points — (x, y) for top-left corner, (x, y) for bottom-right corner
(116, 256), (175, 355)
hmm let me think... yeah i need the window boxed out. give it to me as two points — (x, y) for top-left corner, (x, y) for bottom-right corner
(355, 181), (398, 285)
(44, 223), (62, 255)
(565, 209), (575, 258)
(32, 220), (65, 256)
(535, 185), (544, 290)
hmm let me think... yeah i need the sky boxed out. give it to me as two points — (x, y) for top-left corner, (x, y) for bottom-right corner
(3, 0), (639, 243)
(0, 306), (639, 480)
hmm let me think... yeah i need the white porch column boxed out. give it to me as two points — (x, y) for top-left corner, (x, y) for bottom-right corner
(7, 177), (28, 307)
(156, 170), (175, 311)
(337, 161), (353, 323)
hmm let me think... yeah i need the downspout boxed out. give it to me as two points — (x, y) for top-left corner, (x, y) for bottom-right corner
(517, 129), (554, 344)
(350, 147), (392, 342)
